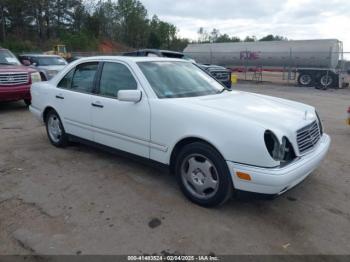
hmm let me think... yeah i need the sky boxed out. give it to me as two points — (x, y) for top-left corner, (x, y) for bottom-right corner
(141, 0), (350, 53)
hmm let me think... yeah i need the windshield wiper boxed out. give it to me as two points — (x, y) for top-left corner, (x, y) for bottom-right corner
(0, 62), (12, 65)
(217, 87), (232, 94)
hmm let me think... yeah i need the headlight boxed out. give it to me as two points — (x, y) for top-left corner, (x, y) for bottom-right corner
(47, 70), (58, 78)
(264, 131), (281, 161)
(264, 131), (296, 163)
(31, 72), (41, 83)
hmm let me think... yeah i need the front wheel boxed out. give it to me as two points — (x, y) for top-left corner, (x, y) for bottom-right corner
(24, 99), (31, 106)
(175, 142), (233, 207)
(45, 110), (68, 147)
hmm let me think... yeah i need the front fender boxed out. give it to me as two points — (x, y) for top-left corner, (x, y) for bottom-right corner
(150, 99), (279, 168)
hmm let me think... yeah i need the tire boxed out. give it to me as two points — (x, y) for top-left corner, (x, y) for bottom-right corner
(40, 72), (47, 81)
(175, 142), (233, 207)
(24, 99), (31, 106)
(45, 110), (68, 147)
(297, 73), (314, 87)
(319, 73), (335, 89)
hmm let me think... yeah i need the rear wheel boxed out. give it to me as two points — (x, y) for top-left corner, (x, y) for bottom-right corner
(298, 73), (313, 87)
(175, 142), (233, 207)
(45, 110), (68, 147)
(319, 73), (335, 89)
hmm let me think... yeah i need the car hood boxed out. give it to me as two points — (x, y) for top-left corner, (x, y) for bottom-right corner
(180, 91), (316, 134)
(0, 64), (37, 73)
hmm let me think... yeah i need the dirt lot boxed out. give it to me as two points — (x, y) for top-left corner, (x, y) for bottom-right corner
(0, 83), (350, 256)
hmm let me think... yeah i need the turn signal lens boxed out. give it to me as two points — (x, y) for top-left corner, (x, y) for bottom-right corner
(236, 172), (251, 181)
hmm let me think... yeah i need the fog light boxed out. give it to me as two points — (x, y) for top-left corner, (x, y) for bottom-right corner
(236, 172), (251, 181)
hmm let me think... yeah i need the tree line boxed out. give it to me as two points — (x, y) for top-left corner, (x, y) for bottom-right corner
(0, 0), (189, 53)
(0, 0), (287, 54)
(198, 28), (287, 43)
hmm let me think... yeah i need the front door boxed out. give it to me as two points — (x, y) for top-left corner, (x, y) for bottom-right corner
(91, 61), (151, 158)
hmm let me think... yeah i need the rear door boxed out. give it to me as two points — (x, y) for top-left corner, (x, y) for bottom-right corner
(53, 62), (99, 141)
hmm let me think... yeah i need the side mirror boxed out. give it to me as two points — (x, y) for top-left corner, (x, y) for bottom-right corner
(118, 90), (142, 103)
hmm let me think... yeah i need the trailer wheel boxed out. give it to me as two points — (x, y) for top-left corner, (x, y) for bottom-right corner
(298, 73), (313, 87)
(319, 74), (335, 89)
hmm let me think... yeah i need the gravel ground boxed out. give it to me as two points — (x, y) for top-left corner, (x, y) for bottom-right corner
(0, 83), (349, 255)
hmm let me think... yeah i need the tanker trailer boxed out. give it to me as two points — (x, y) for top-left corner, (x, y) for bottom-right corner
(184, 39), (346, 88)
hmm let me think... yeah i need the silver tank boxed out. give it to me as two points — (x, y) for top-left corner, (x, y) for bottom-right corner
(183, 39), (341, 69)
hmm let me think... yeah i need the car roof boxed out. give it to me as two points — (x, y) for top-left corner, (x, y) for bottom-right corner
(75, 56), (189, 63)
(19, 54), (62, 58)
(126, 49), (184, 55)
(141, 49), (184, 54)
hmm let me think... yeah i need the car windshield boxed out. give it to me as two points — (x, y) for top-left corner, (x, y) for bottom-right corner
(138, 61), (224, 98)
(0, 50), (21, 65)
(35, 57), (67, 66)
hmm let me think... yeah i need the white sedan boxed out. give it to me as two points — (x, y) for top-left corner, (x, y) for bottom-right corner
(29, 57), (331, 207)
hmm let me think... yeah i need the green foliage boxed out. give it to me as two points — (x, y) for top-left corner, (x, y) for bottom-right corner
(197, 28), (287, 44)
(0, 37), (39, 54)
(244, 36), (257, 42)
(0, 0), (187, 52)
(60, 31), (99, 51)
(216, 34), (241, 43)
(259, 34), (287, 41)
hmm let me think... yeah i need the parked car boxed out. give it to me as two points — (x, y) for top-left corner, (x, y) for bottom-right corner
(19, 54), (68, 80)
(29, 56), (330, 207)
(66, 56), (83, 63)
(123, 49), (232, 88)
(0, 47), (41, 105)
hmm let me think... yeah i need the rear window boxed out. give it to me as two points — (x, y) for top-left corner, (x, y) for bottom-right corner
(161, 52), (184, 59)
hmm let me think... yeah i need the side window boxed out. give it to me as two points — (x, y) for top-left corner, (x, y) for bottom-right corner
(31, 57), (39, 65)
(71, 62), (98, 93)
(99, 62), (137, 98)
(147, 52), (158, 57)
(57, 69), (75, 89)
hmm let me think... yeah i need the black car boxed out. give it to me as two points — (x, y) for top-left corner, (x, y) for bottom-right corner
(123, 49), (232, 88)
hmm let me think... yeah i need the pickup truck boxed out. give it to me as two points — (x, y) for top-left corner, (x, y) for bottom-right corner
(123, 49), (232, 88)
(0, 47), (41, 105)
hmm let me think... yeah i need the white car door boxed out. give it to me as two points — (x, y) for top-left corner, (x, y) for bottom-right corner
(91, 61), (151, 158)
(53, 62), (99, 141)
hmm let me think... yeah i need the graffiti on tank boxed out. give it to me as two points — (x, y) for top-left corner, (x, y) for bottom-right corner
(240, 51), (261, 60)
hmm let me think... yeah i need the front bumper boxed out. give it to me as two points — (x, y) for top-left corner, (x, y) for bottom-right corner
(227, 134), (331, 195)
(0, 85), (31, 102)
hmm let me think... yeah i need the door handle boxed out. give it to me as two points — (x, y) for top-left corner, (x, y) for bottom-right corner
(55, 95), (64, 99)
(91, 102), (104, 108)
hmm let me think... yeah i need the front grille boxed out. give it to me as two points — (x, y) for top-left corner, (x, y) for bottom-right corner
(210, 71), (230, 81)
(296, 120), (321, 154)
(0, 72), (29, 86)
